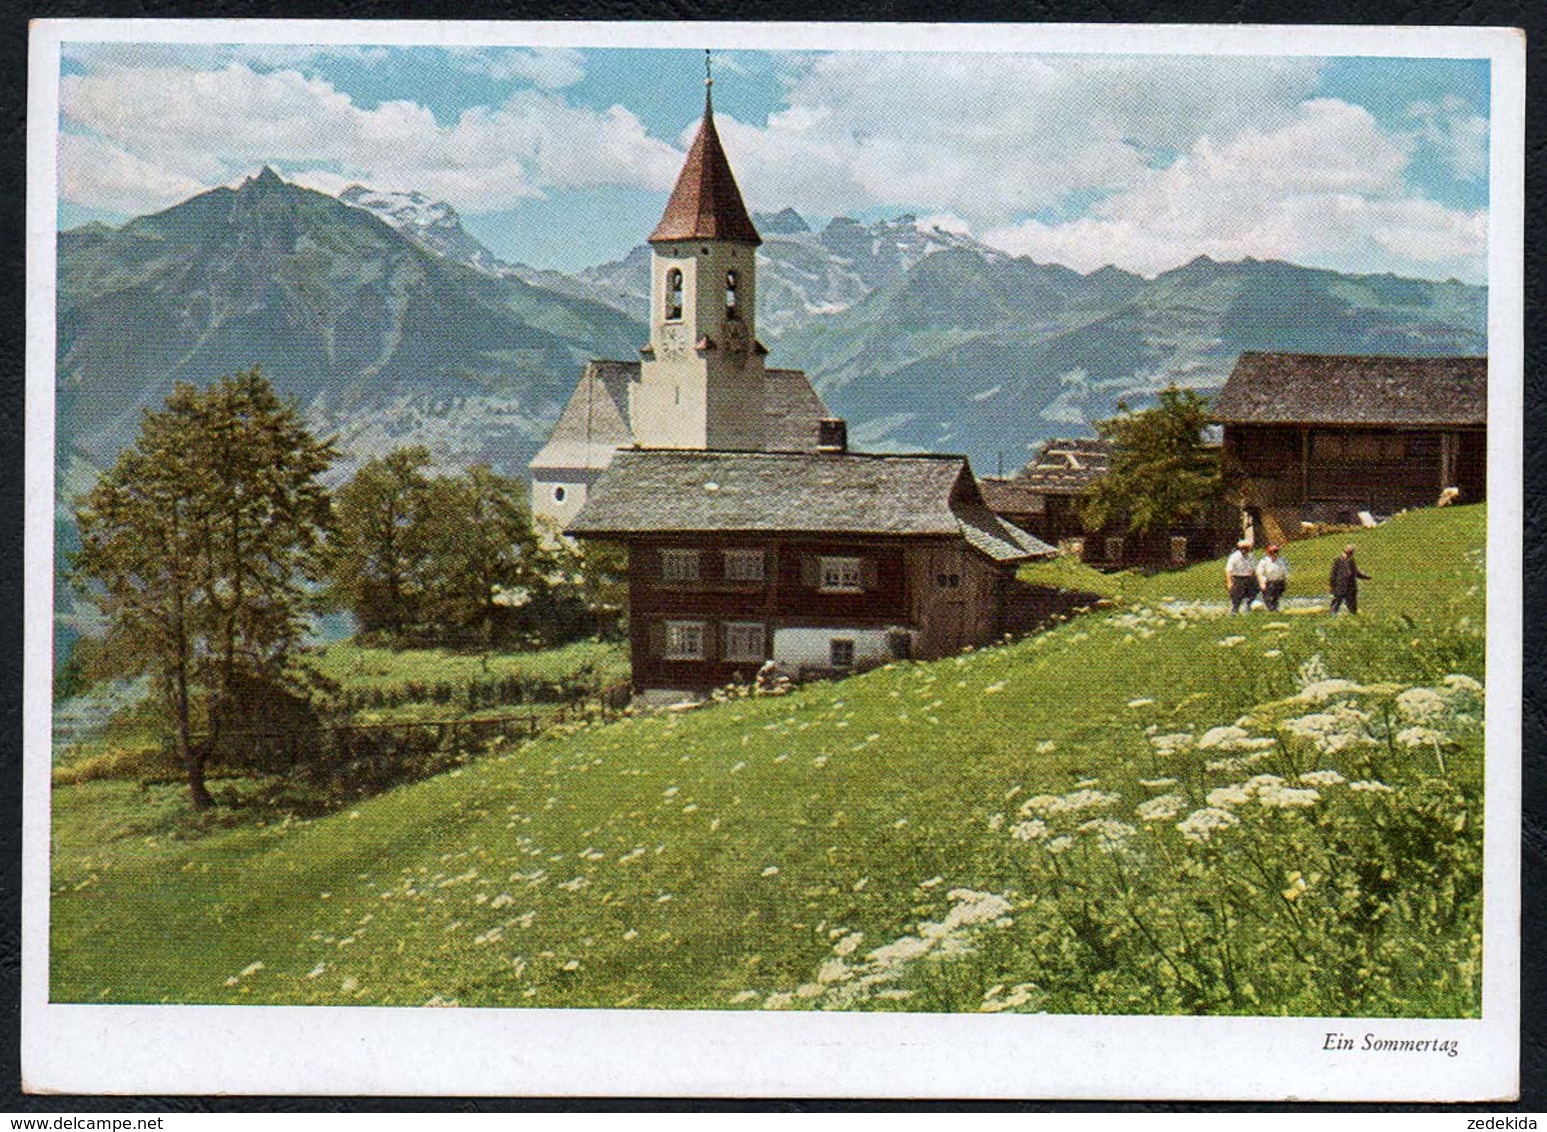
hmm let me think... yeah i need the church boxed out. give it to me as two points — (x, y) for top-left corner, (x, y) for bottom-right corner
(538, 73), (1054, 701)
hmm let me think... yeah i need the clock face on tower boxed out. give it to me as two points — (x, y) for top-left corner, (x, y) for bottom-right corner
(659, 323), (688, 359)
(723, 318), (749, 355)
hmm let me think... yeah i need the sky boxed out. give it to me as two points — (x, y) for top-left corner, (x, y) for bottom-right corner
(56, 42), (1491, 282)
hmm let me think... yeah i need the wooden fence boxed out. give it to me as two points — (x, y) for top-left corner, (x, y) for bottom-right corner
(160, 680), (633, 788)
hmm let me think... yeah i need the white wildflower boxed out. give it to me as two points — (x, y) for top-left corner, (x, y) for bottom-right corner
(1349, 780), (1395, 794)
(1045, 835), (1075, 856)
(1010, 819), (1048, 842)
(817, 959), (852, 984)
(761, 866), (780, 877)
(1035, 740), (1057, 754)
(1149, 732), (1195, 755)
(986, 812), (1005, 831)
(1283, 704), (1375, 753)
(1177, 807), (1240, 843)
(1299, 769), (1346, 787)
(1204, 752), (1274, 774)
(832, 932), (864, 957)
(943, 889), (1015, 929)
(1138, 777), (1179, 789)
(1126, 698), (1155, 709)
(1019, 788), (1121, 818)
(1078, 819), (1137, 854)
(1396, 687), (1450, 725)
(1217, 635), (1245, 648)
(1294, 678), (1364, 704)
(1197, 726), (1251, 750)
(1443, 674), (1483, 695)
(1135, 794), (1187, 823)
(1206, 784), (1252, 808)
(1256, 784), (1320, 809)
(1397, 726), (1452, 748)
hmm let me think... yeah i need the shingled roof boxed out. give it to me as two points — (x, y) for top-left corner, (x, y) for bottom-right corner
(976, 477), (1047, 516)
(649, 94), (761, 247)
(529, 362), (831, 472)
(1213, 352), (1487, 426)
(567, 449), (1055, 562)
(528, 361), (638, 472)
(1015, 437), (1113, 495)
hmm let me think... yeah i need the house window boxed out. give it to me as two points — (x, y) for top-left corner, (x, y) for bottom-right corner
(665, 268), (683, 321)
(936, 572), (961, 589)
(725, 270), (740, 319)
(723, 622), (765, 663)
(552, 485), (567, 503)
(723, 548), (766, 583)
(663, 621), (706, 660)
(830, 639), (856, 669)
(660, 548), (700, 582)
(819, 556), (863, 593)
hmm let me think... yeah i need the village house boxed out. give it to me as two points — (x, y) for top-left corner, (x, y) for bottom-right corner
(1214, 351), (1487, 545)
(568, 449), (1052, 699)
(982, 437), (1230, 569)
(552, 77), (1053, 699)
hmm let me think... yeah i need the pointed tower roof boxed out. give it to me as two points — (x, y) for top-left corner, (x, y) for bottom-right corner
(649, 85), (761, 247)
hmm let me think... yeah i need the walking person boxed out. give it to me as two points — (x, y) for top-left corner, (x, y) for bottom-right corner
(1226, 539), (1259, 614)
(1256, 544), (1290, 612)
(1329, 543), (1371, 615)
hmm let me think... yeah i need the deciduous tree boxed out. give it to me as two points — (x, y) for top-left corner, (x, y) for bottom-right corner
(1077, 386), (1222, 538)
(72, 369), (334, 809)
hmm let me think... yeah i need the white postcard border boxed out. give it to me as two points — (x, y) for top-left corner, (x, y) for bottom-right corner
(22, 19), (1526, 1100)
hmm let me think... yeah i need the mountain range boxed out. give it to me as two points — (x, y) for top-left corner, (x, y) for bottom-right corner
(59, 172), (1488, 484)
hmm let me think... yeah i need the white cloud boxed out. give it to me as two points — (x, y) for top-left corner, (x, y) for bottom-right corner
(981, 98), (1486, 282)
(715, 54), (1325, 223)
(57, 132), (207, 215)
(448, 47), (586, 89)
(58, 62), (681, 216)
(1409, 96), (1489, 180)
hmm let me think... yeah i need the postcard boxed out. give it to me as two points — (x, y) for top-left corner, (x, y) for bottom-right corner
(23, 18), (1523, 1099)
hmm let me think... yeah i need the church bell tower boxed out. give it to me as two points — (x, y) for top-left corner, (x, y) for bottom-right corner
(632, 56), (767, 450)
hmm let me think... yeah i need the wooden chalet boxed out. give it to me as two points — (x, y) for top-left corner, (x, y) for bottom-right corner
(985, 437), (1229, 569)
(1215, 352), (1487, 545)
(567, 449), (1054, 700)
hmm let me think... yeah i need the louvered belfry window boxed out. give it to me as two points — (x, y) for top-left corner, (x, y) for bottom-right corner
(725, 270), (739, 319)
(666, 268), (684, 321)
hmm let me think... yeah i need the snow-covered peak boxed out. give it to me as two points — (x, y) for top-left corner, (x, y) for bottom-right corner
(339, 185), (461, 234)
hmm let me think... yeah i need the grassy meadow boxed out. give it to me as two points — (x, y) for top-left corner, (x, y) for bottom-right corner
(50, 505), (1487, 1015)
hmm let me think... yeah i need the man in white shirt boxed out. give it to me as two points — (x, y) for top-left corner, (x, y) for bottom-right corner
(1226, 539), (1259, 614)
(1256, 544), (1290, 611)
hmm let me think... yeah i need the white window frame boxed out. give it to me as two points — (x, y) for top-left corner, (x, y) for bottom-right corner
(829, 638), (856, 669)
(722, 621), (765, 664)
(663, 621), (706, 660)
(819, 555), (863, 593)
(660, 548), (700, 582)
(723, 548), (766, 583)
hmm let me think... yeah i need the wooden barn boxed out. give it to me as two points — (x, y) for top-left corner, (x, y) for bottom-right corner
(1215, 352), (1487, 545)
(983, 437), (1230, 569)
(567, 449), (1055, 700)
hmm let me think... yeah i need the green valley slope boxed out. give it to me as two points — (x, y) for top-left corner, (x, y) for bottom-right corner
(51, 505), (1487, 1015)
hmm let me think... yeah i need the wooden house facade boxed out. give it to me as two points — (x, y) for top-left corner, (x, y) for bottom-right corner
(568, 450), (1054, 699)
(1214, 352), (1487, 545)
(984, 437), (1231, 569)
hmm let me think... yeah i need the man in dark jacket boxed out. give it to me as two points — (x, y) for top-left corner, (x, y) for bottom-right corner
(1329, 544), (1371, 614)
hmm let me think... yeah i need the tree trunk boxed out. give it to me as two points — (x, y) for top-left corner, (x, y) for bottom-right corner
(184, 740), (215, 811)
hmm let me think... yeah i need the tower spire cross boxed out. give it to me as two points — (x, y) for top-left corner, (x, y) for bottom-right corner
(704, 49), (713, 108)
